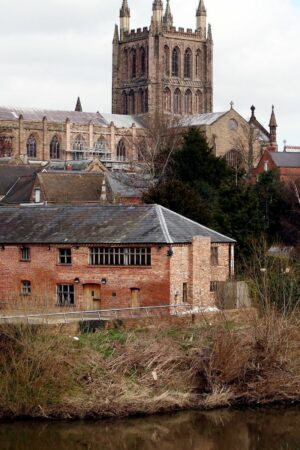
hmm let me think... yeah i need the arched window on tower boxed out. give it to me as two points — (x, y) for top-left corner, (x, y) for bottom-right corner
(122, 91), (128, 115)
(174, 88), (181, 114)
(196, 49), (202, 79)
(129, 90), (135, 114)
(131, 48), (137, 79)
(164, 46), (170, 76)
(117, 139), (127, 162)
(195, 90), (203, 113)
(140, 47), (146, 77)
(144, 88), (148, 112)
(72, 134), (85, 160)
(123, 49), (129, 80)
(184, 89), (192, 115)
(138, 89), (145, 113)
(164, 88), (171, 112)
(172, 47), (180, 77)
(184, 48), (192, 79)
(27, 135), (37, 158)
(50, 135), (60, 159)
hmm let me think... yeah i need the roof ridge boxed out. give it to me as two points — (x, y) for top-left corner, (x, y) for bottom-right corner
(155, 205), (173, 244)
(159, 205), (235, 243)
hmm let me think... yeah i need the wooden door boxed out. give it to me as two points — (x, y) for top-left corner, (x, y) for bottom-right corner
(131, 288), (140, 309)
(83, 284), (101, 310)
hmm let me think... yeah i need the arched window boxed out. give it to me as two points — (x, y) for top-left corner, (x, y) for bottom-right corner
(140, 47), (146, 77)
(122, 91), (128, 115)
(184, 48), (192, 79)
(195, 90), (203, 113)
(164, 46), (170, 76)
(196, 49), (201, 79)
(94, 136), (106, 151)
(123, 49), (129, 79)
(0, 136), (12, 157)
(224, 149), (243, 170)
(164, 88), (171, 112)
(129, 90), (135, 114)
(138, 89), (145, 113)
(131, 48), (137, 79)
(144, 88), (148, 112)
(72, 134), (85, 160)
(50, 136), (60, 159)
(27, 135), (36, 158)
(172, 47), (180, 77)
(117, 139), (126, 162)
(184, 89), (192, 114)
(174, 88), (181, 114)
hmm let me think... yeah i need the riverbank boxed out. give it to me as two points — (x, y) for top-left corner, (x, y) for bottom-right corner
(0, 310), (299, 419)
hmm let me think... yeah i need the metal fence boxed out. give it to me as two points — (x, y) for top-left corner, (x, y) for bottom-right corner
(0, 304), (194, 325)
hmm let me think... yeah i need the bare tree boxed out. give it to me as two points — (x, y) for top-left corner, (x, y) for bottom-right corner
(229, 123), (261, 178)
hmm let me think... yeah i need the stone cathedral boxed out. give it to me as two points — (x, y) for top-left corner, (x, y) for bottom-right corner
(112, 0), (213, 116)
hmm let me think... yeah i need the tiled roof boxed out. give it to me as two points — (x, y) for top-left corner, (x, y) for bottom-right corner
(270, 152), (300, 168)
(0, 205), (235, 244)
(0, 165), (42, 196)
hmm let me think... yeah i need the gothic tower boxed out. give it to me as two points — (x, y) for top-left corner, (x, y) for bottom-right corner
(112, 0), (213, 116)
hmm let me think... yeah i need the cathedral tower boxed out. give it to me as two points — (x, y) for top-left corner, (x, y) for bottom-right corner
(112, 0), (213, 116)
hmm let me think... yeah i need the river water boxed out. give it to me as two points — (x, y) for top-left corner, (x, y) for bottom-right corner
(0, 407), (299, 450)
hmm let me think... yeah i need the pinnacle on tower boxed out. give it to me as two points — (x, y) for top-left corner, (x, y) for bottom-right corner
(113, 24), (119, 43)
(163, 0), (173, 28)
(151, 0), (164, 30)
(75, 97), (82, 112)
(196, 0), (206, 16)
(120, 0), (130, 18)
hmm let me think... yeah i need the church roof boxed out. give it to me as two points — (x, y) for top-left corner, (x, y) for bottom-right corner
(178, 112), (227, 127)
(0, 204), (235, 245)
(0, 107), (143, 128)
(269, 151), (300, 168)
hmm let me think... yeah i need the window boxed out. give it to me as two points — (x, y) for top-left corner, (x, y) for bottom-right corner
(50, 136), (60, 159)
(72, 134), (85, 160)
(210, 281), (219, 293)
(164, 46), (170, 76)
(224, 149), (243, 170)
(228, 119), (238, 131)
(138, 89), (145, 114)
(129, 90), (135, 114)
(140, 47), (146, 76)
(172, 47), (180, 77)
(195, 90), (203, 113)
(184, 89), (192, 115)
(57, 284), (75, 306)
(20, 247), (30, 261)
(94, 136), (106, 152)
(117, 139), (126, 162)
(196, 49), (201, 79)
(264, 161), (269, 172)
(174, 88), (181, 114)
(184, 48), (192, 79)
(89, 247), (151, 266)
(27, 135), (37, 158)
(211, 246), (219, 266)
(182, 283), (188, 303)
(58, 248), (72, 265)
(164, 88), (171, 112)
(122, 91), (128, 115)
(123, 49), (128, 79)
(131, 48), (137, 79)
(21, 280), (31, 296)
(0, 136), (12, 157)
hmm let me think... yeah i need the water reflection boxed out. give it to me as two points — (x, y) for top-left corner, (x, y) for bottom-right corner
(0, 408), (299, 450)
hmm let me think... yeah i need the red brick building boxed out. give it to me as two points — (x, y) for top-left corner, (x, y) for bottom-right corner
(252, 150), (300, 183)
(0, 205), (235, 310)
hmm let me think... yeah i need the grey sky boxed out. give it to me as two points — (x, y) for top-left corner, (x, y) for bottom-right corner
(1, 0), (299, 147)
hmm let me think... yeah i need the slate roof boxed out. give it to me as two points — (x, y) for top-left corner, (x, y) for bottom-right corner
(177, 112), (227, 127)
(36, 172), (105, 203)
(270, 152), (300, 168)
(0, 176), (36, 204)
(106, 172), (148, 198)
(0, 165), (42, 196)
(0, 107), (143, 128)
(0, 205), (235, 245)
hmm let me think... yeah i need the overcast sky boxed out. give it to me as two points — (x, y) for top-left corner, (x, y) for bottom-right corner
(1, 0), (299, 147)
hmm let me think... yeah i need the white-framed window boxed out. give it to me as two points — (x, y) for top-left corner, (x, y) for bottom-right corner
(89, 247), (151, 266)
(20, 247), (30, 261)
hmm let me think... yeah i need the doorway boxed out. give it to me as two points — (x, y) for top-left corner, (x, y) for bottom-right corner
(131, 288), (140, 309)
(83, 284), (101, 310)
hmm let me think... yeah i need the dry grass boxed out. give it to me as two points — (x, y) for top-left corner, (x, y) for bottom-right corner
(0, 310), (299, 419)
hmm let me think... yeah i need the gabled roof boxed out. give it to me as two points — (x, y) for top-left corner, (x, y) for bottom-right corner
(0, 205), (235, 245)
(0, 165), (42, 196)
(269, 152), (300, 168)
(0, 176), (36, 204)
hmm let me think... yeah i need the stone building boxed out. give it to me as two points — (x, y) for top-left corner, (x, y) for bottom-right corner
(112, 0), (213, 116)
(0, 204), (235, 310)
